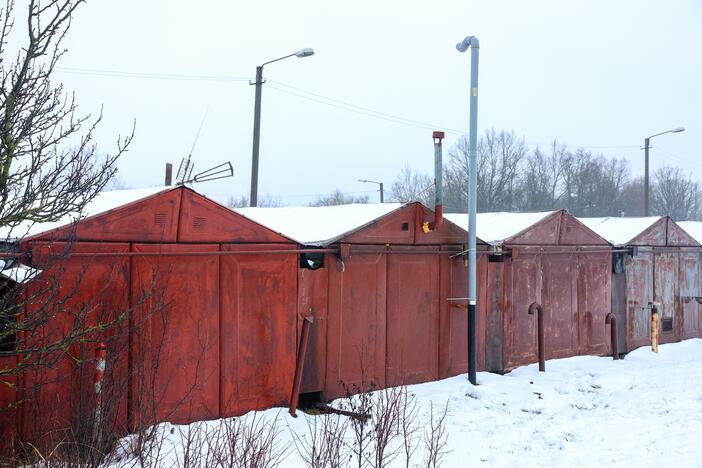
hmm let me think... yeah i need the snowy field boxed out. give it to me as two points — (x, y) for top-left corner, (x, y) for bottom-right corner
(108, 339), (702, 467)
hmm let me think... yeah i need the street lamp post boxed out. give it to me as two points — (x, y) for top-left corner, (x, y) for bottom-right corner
(358, 179), (384, 203)
(249, 48), (314, 207)
(456, 35), (479, 386)
(643, 126), (685, 216)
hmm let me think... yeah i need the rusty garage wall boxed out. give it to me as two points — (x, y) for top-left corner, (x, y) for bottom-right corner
(282, 203), (484, 401)
(584, 217), (702, 352)
(449, 210), (612, 372)
(5, 186), (298, 449)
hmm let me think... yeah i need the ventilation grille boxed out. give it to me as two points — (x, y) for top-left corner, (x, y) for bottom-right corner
(154, 212), (168, 226)
(193, 217), (207, 229)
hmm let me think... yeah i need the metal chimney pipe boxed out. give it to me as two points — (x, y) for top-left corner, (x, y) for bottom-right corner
(165, 163), (173, 186)
(433, 131), (445, 228)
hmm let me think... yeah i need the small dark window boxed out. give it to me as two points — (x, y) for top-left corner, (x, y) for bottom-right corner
(401, 222), (409, 231)
(661, 318), (673, 332)
(612, 252), (626, 275)
(300, 252), (325, 270)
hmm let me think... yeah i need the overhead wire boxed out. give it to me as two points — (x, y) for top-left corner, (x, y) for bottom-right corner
(55, 66), (660, 153)
(54, 66), (250, 82)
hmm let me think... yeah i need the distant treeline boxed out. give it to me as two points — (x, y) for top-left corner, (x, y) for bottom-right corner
(390, 129), (701, 221)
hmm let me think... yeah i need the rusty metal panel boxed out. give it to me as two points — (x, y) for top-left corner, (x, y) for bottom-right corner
(325, 253), (386, 399)
(654, 252), (679, 344)
(24, 189), (182, 244)
(220, 244), (297, 416)
(506, 212), (560, 245)
(21, 242), (130, 446)
(630, 218), (667, 246)
(559, 214), (610, 246)
(541, 254), (578, 359)
(386, 249), (439, 386)
(178, 189), (292, 243)
(340, 207), (414, 245)
(504, 253), (539, 369)
(611, 272), (628, 353)
(298, 268), (329, 394)
(413, 204), (470, 245)
(666, 219), (700, 247)
(131, 243), (219, 426)
(484, 260), (505, 372)
(576, 253), (610, 356)
(680, 251), (702, 339)
(626, 251), (654, 350)
(438, 253), (488, 377)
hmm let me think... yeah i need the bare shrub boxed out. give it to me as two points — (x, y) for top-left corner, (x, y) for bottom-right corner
(291, 412), (349, 468)
(398, 387), (420, 468)
(422, 401), (450, 468)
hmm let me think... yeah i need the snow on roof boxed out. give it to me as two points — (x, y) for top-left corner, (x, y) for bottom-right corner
(0, 186), (174, 241)
(234, 203), (404, 245)
(677, 221), (702, 245)
(444, 211), (555, 244)
(578, 216), (661, 246)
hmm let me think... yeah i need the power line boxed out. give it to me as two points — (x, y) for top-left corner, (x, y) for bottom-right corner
(54, 66), (250, 82)
(211, 189), (379, 200)
(653, 145), (702, 173)
(268, 80), (464, 134)
(56, 66), (651, 152)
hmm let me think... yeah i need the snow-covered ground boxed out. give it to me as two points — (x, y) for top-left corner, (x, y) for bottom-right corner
(108, 339), (702, 467)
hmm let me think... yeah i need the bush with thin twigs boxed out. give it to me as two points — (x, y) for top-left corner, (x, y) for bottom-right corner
(291, 412), (349, 468)
(422, 401), (451, 468)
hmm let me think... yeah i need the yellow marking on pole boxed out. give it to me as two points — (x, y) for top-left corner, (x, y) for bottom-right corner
(472, 88), (478, 97)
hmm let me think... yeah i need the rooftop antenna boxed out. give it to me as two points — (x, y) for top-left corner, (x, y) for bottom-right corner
(176, 104), (235, 185)
(177, 104), (210, 184)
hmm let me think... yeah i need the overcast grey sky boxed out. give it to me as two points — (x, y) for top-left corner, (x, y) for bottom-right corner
(49, 0), (702, 205)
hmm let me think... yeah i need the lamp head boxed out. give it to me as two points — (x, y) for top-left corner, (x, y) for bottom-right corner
(671, 127), (685, 133)
(295, 48), (315, 58)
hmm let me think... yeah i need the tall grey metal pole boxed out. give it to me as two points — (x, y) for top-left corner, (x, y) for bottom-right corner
(457, 35), (479, 386)
(249, 65), (264, 207)
(644, 137), (650, 216)
(379, 183), (384, 203)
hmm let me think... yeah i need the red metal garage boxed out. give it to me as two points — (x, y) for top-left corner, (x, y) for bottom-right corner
(237, 202), (484, 400)
(581, 216), (701, 352)
(447, 210), (612, 372)
(2, 186), (299, 449)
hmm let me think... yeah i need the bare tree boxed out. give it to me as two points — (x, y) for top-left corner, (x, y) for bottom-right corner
(653, 166), (702, 221)
(0, 0), (132, 234)
(388, 164), (433, 206)
(309, 189), (369, 207)
(615, 176), (645, 217)
(444, 129), (527, 212)
(517, 141), (568, 211)
(227, 194), (282, 208)
(0, 0), (133, 370)
(559, 149), (630, 216)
